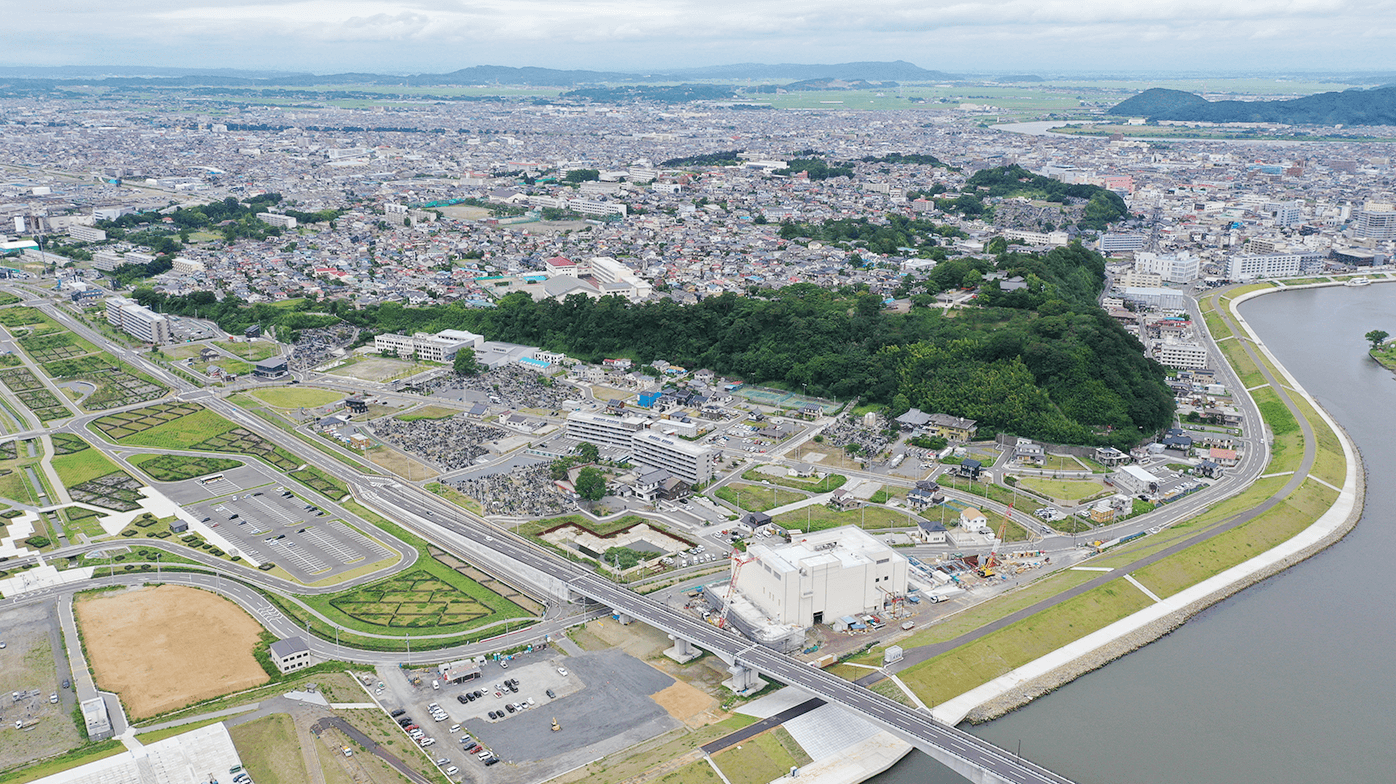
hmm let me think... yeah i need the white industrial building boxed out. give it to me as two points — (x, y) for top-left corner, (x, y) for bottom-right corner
(730, 526), (909, 628)
(1112, 465), (1162, 496)
(105, 296), (171, 345)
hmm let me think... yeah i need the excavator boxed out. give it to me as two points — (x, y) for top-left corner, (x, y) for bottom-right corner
(551, 717), (562, 732)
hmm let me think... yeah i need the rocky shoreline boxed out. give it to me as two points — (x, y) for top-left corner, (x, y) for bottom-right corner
(963, 424), (1366, 725)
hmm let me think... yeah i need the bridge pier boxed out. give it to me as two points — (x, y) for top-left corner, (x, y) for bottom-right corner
(616, 612), (634, 626)
(722, 662), (767, 696)
(663, 635), (701, 664)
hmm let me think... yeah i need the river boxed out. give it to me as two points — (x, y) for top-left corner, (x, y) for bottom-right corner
(871, 285), (1396, 783)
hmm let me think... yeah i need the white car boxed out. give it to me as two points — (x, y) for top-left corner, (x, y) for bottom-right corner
(557, 667), (569, 677)
(448, 724), (460, 733)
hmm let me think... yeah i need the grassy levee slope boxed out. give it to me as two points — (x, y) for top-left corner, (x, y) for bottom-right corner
(891, 286), (1349, 711)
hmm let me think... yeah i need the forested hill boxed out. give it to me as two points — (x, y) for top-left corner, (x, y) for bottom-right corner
(139, 244), (1173, 448)
(1108, 86), (1396, 125)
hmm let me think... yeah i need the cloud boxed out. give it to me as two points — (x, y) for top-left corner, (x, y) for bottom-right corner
(4, 0), (1396, 72)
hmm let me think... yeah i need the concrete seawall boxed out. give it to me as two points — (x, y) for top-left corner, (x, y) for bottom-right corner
(937, 285), (1368, 725)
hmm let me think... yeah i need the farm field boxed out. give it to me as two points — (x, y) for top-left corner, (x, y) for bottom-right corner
(75, 584), (269, 719)
(49, 436), (126, 488)
(15, 324), (167, 410)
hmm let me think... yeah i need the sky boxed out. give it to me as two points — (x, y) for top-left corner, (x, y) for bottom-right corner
(5, 0), (1396, 75)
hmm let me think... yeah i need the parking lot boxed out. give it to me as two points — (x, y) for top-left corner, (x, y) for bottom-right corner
(380, 649), (679, 782)
(191, 488), (391, 582)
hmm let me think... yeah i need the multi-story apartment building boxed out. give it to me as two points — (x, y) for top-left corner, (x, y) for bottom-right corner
(565, 411), (714, 484)
(105, 296), (171, 345)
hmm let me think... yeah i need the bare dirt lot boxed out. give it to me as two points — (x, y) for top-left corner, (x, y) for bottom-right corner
(76, 585), (269, 719)
(0, 603), (80, 773)
(651, 681), (721, 728)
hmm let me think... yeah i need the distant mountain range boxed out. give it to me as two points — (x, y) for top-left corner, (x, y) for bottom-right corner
(1108, 86), (1396, 125)
(0, 61), (961, 87)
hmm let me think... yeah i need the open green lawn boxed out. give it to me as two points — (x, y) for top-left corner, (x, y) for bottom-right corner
(228, 714), (307, 784)
(714, 482), (804, 512)
(251, 386), (344, 409)
(899, 579), (1153, 706)
(1016, 477), (1106, 503)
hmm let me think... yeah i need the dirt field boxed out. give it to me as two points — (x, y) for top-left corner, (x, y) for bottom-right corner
(651, 681), (721, 728)
(327, 357), (421, 383)
(76, 585), (269, 719)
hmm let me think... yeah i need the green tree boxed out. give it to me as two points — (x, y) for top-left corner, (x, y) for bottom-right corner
(453, 349), (481, 376)
(576, 467), (607, 501)
(564, 169), (600, 183)
(577, 442), (600, 463)
(1366, 329), (1389, 350)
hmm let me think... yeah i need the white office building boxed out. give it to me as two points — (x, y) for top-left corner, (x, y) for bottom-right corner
(631, 430), (713, 485)
(1156, 340), (1209, 370)
(67, 225), (107, 242)
(105, 296), (171, 345)
(1354, 202), (1396, 240)
(565, 411), (648, 450)
(373, 330), (481, 363)
(1226, 253), (1304, 281)
(1100, 233), (1148, 253)
(1112, 465), (1162, 496)
(732, 526), (909, 628)
(1135, 251), (1200, 283)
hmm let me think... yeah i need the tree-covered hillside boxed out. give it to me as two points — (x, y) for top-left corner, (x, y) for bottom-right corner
(1108, 85), (1396, 126)
(139, 244), (1172, 448)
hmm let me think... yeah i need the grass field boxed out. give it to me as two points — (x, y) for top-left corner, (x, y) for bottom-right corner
(1016, 477), (1106, 502)
(712, 727), (810, 784)
(899, 579), (1153, 706)
(50, 439), (126, 487)
(773, 503), (924, 532)
(714, 482), (803, 512)
(90, 403), (233, 448)
(740, 467), (847, 492)
(251, 386), (344, 409)
(228, 714), (308, 784)
(214, 341), (282, 361)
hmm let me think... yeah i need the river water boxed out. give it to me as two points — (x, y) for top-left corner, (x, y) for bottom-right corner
(872, 285), (1396, 783)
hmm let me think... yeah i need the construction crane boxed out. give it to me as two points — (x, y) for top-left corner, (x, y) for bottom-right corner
(979, 502), (1013, 577)
(717, 547), (754, 629)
